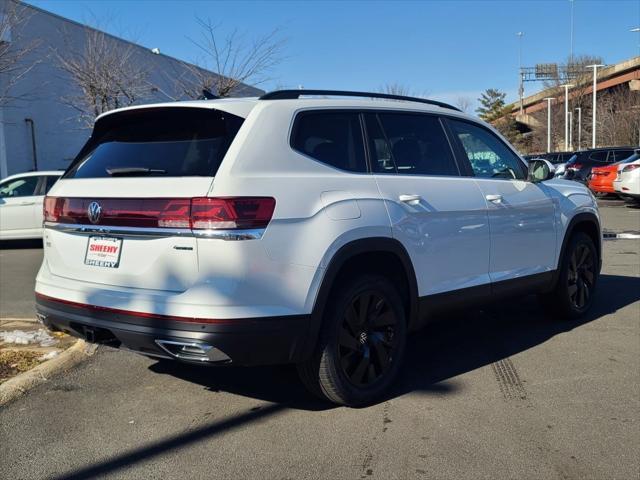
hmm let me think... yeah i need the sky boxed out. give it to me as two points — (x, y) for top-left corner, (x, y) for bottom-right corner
(27, 0), (640, 110)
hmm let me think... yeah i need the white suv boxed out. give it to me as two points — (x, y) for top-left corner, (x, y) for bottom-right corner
(35, 90), (601, 406)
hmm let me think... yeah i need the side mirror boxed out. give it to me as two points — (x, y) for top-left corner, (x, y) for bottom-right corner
(527, 159), (556, 183)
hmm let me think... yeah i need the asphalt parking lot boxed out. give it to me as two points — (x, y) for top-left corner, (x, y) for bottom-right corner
(0, 199), (638, 480)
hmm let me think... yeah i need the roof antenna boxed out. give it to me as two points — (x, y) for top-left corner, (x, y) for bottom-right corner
(201, 89), (219, 100)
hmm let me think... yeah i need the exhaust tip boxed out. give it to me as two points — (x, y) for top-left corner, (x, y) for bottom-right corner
(155, 339), (231, 363)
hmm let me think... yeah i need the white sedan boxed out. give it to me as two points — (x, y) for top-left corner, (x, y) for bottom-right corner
(0, 171), (63, 240)
(613, 157), (640, 202)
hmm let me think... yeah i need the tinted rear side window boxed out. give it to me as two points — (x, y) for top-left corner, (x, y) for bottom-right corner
(291, 111), (367, 173)
(588, 151), (608, 162)
(368, 113), (458, 176)
(42, 175), (59, 194)
(611, 150), (634, 162)
(64, 108), (244, 178)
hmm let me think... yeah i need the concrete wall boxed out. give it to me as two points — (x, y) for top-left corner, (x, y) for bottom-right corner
(0, 0), (262, 178)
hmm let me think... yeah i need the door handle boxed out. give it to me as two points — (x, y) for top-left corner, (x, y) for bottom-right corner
(485, 194), (503, 203)
(398, 194), (422, 205)
(19, 201), (36, 206)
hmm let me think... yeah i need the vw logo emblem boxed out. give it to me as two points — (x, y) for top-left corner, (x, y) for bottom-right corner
(87, 201), (102, 224)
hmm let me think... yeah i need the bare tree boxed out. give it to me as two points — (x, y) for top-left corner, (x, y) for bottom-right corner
(598, 86), (640, 147)
(53, 26), (152, 127)
(455, 96), (472, 113)
(379, 82), (413, 97)
(0, 1), (41, 105)
(175, 17), (286, 99)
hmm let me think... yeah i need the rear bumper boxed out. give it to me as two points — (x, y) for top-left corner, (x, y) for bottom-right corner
(35, 294), (311, 366)
(588, 181), (615, 193)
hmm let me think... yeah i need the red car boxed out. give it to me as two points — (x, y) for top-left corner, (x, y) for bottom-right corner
(588, 163), (619, 196)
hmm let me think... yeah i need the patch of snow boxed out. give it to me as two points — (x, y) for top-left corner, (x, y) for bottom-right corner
(39, 351), (60, 361)
(0, 329), (57, 347)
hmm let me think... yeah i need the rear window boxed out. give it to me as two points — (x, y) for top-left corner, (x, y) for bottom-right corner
(64, 108), (244, 179)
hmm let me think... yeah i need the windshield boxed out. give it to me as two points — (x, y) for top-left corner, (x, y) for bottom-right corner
(64, 108), (244, 179)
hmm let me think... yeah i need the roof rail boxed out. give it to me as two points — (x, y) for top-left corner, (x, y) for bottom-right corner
(259, 89), (461, 112)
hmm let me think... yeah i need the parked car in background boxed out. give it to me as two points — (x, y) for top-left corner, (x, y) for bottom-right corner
(589, 150), (639, 198)
(564, 147), (637, 183)
(524, 152), (574, 165)
(524, 152), (574, 178)
(35, 90), (602, 406)
(613, 156), (640, 203)
(0, 171), (63, 240)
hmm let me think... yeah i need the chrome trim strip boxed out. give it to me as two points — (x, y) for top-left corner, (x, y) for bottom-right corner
(44, 222), (265, 240)
(192, 228), (264, 240)
(44, 222), (192, 238)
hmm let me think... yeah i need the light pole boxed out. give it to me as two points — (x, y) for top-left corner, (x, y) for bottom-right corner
(544, 97), (555, 152)
(632, 27), (640, 57)
(561, 84), (573, 151)
(586, 64), (604, 148)
(575, 107), (582, 150)
(569, 0), (575, 63)
(569, 111), (573, 150)
(517, 32), (524, 114)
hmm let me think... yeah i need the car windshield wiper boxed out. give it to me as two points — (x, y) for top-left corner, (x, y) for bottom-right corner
(106, 167), (167, 176)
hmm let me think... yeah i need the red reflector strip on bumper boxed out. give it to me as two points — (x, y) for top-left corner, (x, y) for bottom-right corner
(35, 292), (239, 325)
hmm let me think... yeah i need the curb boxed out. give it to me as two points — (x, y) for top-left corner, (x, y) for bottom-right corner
(0, 317), (39, 323)
(0, 340), (97, 407)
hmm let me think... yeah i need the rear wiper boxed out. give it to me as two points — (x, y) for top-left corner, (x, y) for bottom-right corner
(106, 167), (167, 176)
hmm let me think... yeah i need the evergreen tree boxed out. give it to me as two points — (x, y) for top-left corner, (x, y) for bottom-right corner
(476, 88), (524, 149)
(476, 88), (507, 122)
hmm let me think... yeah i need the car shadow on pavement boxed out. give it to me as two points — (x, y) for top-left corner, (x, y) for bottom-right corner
(391, 273), (639, 400)
(149, 273), (639, 409)
(149, 361), (332, 411)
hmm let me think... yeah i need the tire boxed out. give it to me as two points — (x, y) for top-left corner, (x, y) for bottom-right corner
(540, 232), (598, 319)
(297, 274), (407, 407)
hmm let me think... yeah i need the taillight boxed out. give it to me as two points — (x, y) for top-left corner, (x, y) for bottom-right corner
(43, 196), (63, 222)
(622, 164), (640, 173)
(190, 197), (276, 230)
(43, 197), (276, 231)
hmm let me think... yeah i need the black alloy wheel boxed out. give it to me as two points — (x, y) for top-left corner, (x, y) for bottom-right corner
(338, 291), (399, 387)
(297, 274), (407, 406)
(539, 232), (599, 320)
(567, 242), (596, 310)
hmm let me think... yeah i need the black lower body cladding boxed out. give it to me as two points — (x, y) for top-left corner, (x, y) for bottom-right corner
(35, 294), (310, 366)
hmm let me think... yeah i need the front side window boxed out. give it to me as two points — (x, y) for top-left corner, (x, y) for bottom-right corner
(365, 113), (458, 176)
(448, 119), (526, 180)
(291, 111), (367, 173)
(0, 176), (40, 198)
